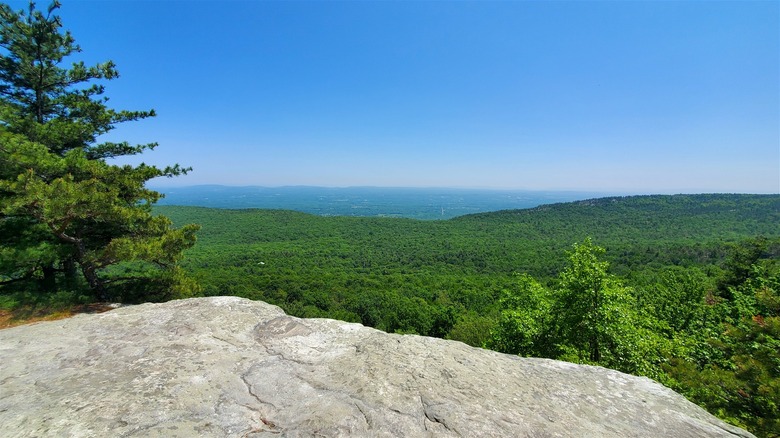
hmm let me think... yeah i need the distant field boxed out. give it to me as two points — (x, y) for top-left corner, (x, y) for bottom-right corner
(152, 185), (612, 219)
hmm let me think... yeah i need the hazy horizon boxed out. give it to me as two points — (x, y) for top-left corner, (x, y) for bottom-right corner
(151, 185), (622, 219)
(151, 185), (779, 221)
(14, 0), (778, 194)
(150, 183), (773, 196)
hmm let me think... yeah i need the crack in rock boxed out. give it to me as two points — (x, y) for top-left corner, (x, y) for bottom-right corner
(354, 402), (372, 428)
(240, 371), (279, 411)
(421, 395), (458, 435)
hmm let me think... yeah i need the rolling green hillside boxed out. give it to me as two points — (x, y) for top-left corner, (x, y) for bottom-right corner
(157, 195), (780, 287)
(160, 194), (779, 311)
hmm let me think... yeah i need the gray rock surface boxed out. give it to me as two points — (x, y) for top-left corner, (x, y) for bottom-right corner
(0, 296), (753, 437)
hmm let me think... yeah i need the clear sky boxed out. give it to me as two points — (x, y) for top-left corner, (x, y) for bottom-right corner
(12, 0), (780, 193)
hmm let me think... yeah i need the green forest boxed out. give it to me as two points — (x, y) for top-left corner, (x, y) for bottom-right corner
(1, 2), (778, 437)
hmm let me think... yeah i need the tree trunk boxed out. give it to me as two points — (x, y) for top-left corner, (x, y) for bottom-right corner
(72, 239), (108, 302)
(62, 257), (79, 290)
(80, 261), (108, 302)
(590, 336), (601, 363)
(38, 263), (57, 292)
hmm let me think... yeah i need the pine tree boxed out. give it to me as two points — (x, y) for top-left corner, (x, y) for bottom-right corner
(0, 1), (199, 302)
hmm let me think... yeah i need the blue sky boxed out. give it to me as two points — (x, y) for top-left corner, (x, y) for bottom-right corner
(13, 0), (779, 193)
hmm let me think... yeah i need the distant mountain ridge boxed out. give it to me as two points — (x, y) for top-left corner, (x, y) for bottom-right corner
(454, 194), (780, 247)
(151, 185), (615, 219)
(461, 193), (780, 219)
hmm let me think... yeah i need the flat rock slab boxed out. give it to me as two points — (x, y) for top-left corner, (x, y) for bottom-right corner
(0, 297), (753, 437)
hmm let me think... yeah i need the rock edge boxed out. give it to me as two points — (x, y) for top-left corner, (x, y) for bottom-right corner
(0, 296), (754, 437)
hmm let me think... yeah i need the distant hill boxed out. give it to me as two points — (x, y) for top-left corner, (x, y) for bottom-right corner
(158, 193), (780, 290)
(456, 193), (780, 242)
(151, 185), (612, 219)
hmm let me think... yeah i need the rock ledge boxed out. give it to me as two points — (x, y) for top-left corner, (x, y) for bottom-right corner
(0, 297), (753, 437)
